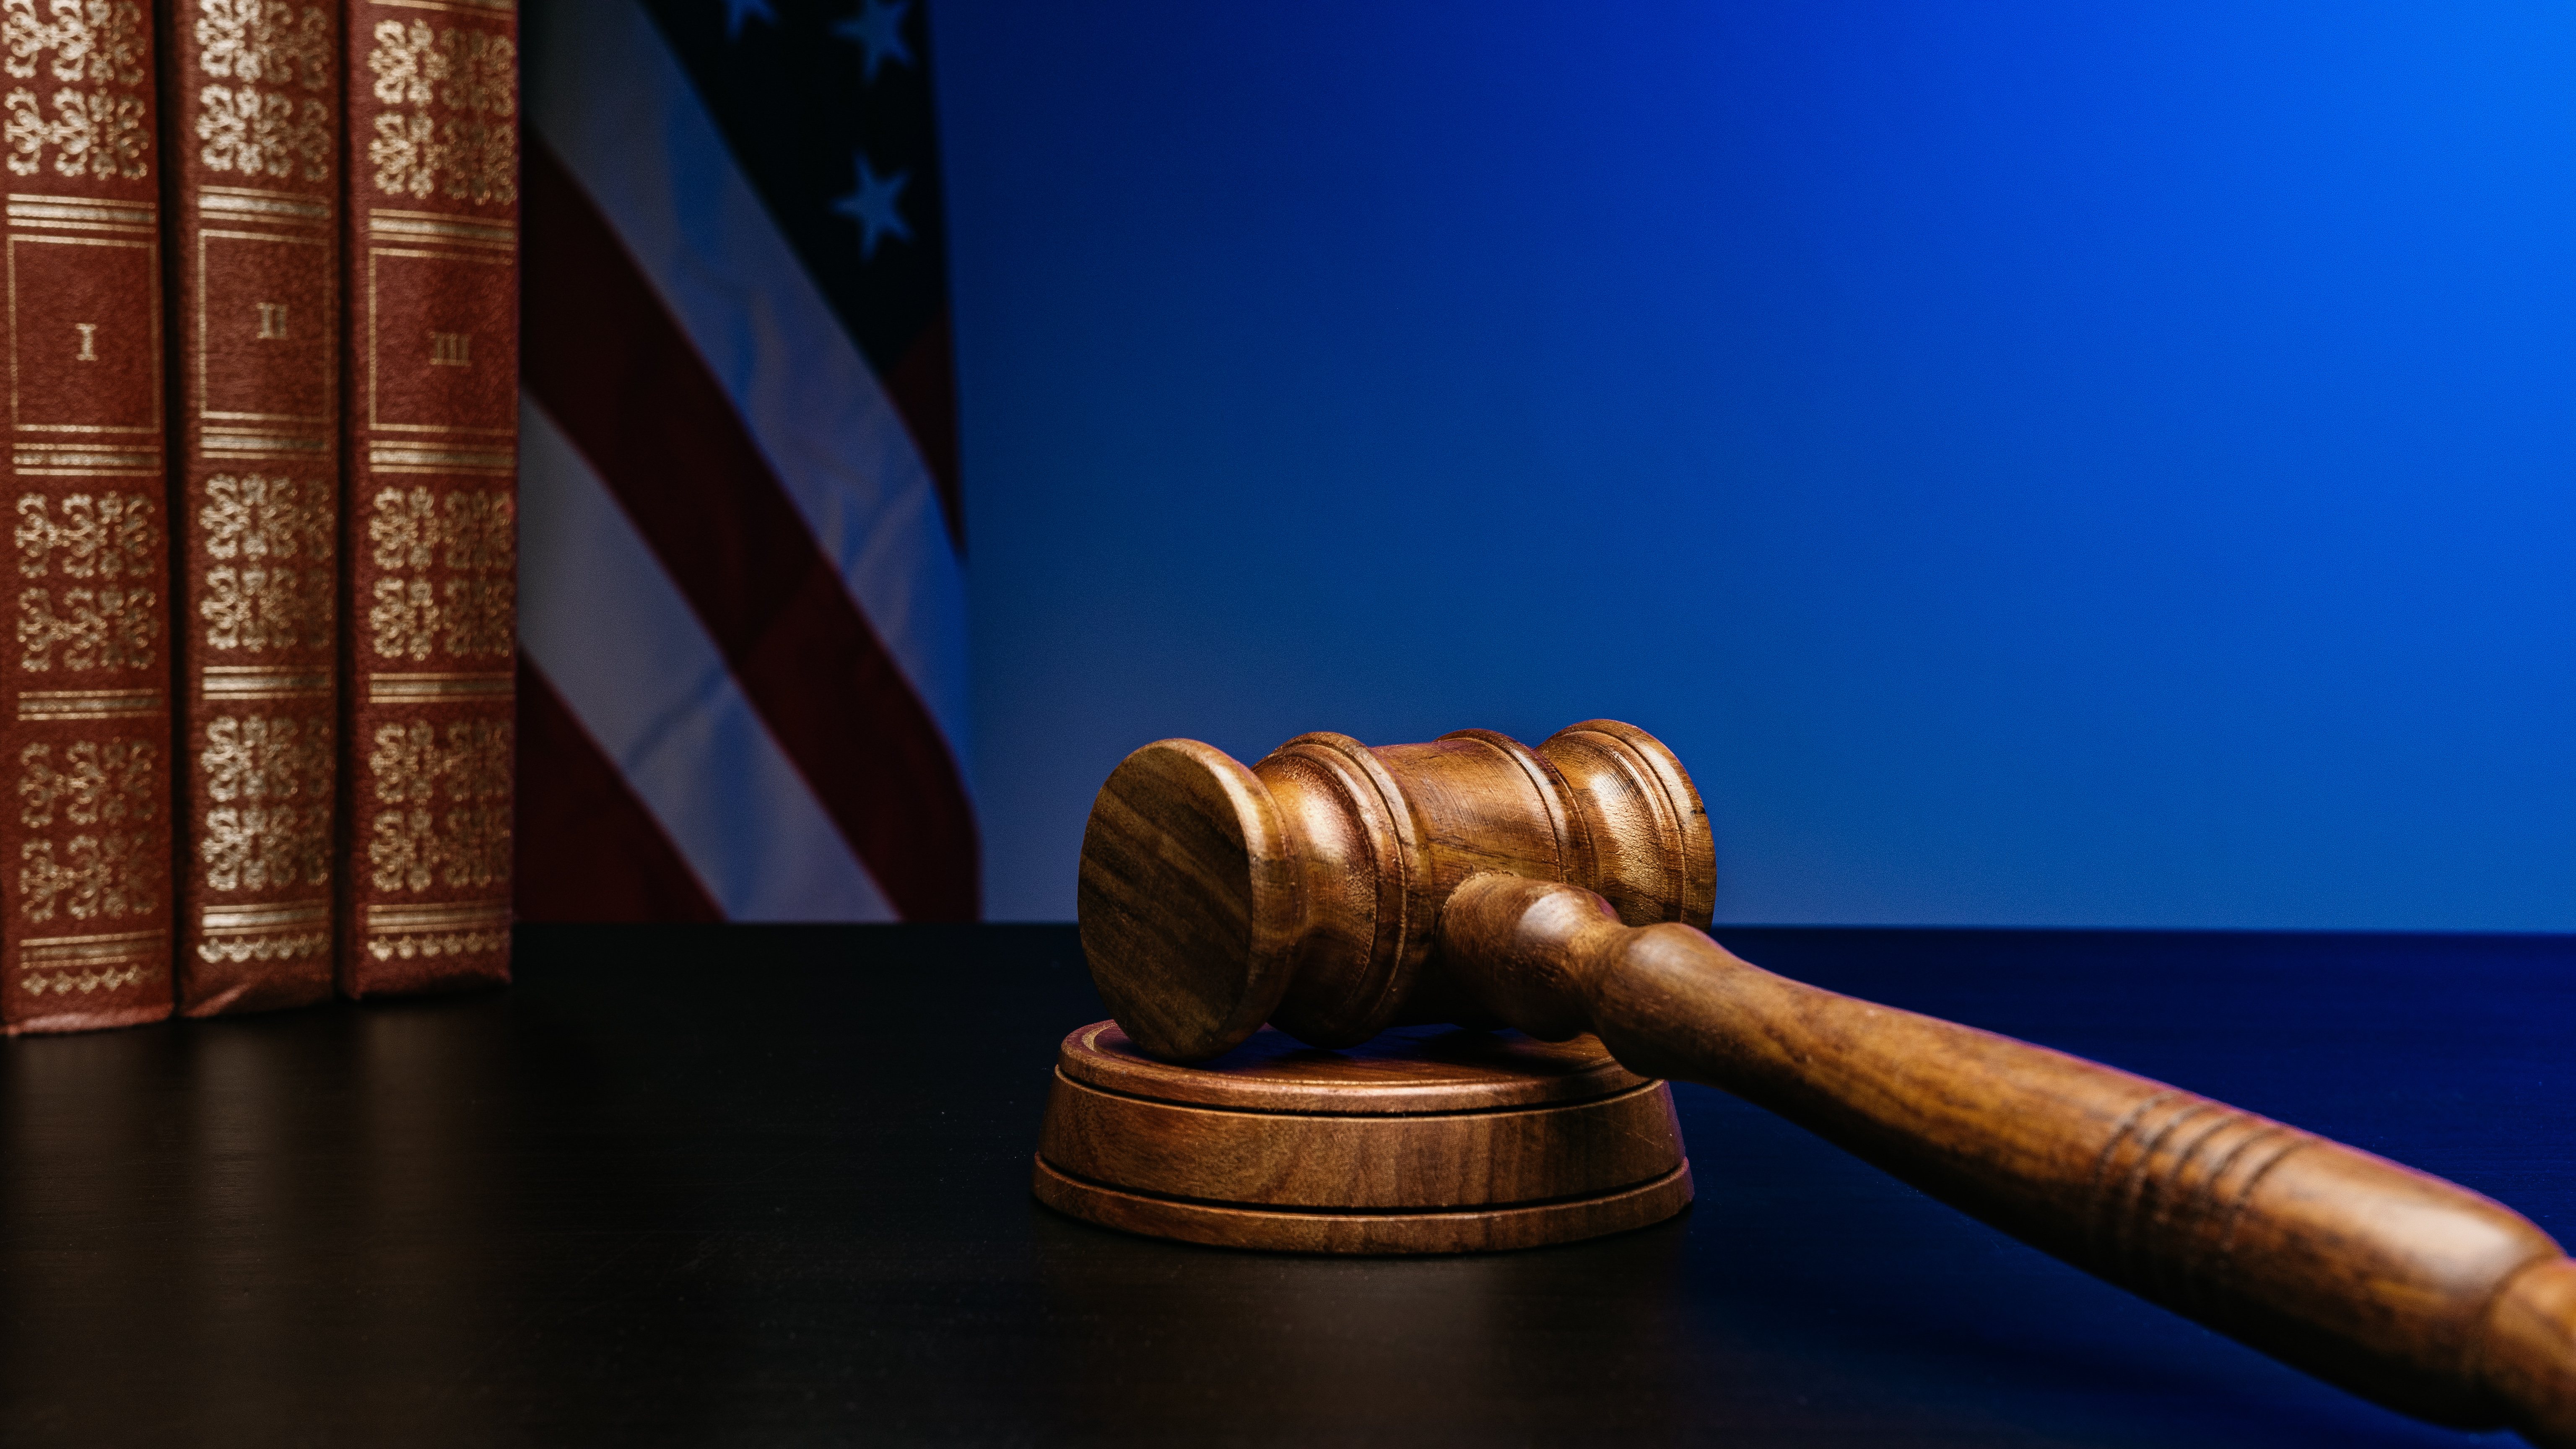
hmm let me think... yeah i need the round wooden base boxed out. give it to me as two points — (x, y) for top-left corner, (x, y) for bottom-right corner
(1033, 1020), (1693, 1254)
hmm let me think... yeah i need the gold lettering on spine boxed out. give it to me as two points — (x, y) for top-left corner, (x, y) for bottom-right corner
(255, 299), (283, 336)
(71, 318), (91, 356)
(427, 327), (465, 365)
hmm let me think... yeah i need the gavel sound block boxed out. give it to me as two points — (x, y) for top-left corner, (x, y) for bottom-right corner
(1052, 720), (2576, 1449)
(1033, 1019), (1692, 1253)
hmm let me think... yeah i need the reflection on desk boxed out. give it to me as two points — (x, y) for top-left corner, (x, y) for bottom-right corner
(2, 923), (2567, 1446)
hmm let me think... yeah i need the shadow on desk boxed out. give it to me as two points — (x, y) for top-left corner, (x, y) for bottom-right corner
(0, 922), (2563, 1447)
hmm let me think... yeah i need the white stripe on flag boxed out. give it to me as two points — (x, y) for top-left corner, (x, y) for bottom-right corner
(519, 396), (898, 922)
(525, 0), (972, 783)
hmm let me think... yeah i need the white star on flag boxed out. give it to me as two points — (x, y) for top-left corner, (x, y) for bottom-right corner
(832, 154), (912, 259)
(833, 0), (914, 81)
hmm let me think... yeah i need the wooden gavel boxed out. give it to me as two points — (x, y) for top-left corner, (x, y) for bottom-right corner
(1078, 721), (2576, 1447)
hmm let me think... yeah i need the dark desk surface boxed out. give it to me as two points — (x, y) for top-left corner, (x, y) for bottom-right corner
(3, 924), (2569, 1447)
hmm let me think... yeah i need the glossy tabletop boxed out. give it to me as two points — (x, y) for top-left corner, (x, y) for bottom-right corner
(3, 924), (2569, 1446)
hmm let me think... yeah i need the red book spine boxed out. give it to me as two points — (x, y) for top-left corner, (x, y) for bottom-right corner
(0, 0), (176, 1033)
(335, 0), (513, 994)
(159, 0), (342, 1013)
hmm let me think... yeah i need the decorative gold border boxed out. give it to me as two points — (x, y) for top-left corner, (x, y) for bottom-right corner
(8, 195), (156, 234)
(17, 688), (164, 720)
(12, 442), (159, 476)
(9, 233), (162, 437)
(372, 0), (514, 14)
(203, 901), (330, 931)
(200, 187), (330, 226)
(367, 444), (514, 474)
(366, 245), (514, 437)
(369, 209), (513, 249)
(366, 671), (512, 703)
(197, 230), (333, 428)
(364, 899), (509, 932)
(21, 927), (167, 966)
(203, 665), (331, 699)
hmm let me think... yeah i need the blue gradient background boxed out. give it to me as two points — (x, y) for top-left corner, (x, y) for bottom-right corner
(933, 1), (2576, 927)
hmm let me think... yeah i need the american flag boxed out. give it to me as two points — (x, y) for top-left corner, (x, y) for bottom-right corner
(515, 0), (976, 919)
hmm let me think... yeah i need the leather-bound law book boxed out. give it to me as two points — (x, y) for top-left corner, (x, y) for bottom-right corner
(0, 2), (177, 1034)
(335, 0), (514, 995)
(158, 0), (343, 1013)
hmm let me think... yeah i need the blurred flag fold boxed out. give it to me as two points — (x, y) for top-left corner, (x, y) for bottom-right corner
(517, 0), (975, 920)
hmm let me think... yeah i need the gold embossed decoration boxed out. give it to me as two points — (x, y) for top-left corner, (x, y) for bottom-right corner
(196, 713), (329, 890)
(366, 717), (508, 893)
(194, 902), (326, 963)
(18, 584), (156, 669)
(196, 474), (333, 652)
(365, 485), (512, 661)
(0, 0), (150, 179)
(440, 576), (509, 657)
(20, 961), (145, 992)
(16, 492), (158, 579)
(18, 922), (169, 995)
(18, 789), (156, 912)
(360, 900), (505, 961)
(364, 17), (512, 203)
(14, 490), (162, 670)
(18, 738), (153, 825)
(191, 0), (329, 180)
(200, 566), (327, 650)
(200, 473), (330, 562)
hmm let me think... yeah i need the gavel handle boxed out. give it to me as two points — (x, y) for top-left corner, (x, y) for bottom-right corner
(1440, 875), (2576, 1446)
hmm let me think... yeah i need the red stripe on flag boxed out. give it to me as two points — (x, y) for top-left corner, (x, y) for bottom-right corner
(522, 142), (979, 921)
(515, 654), (723, 922)
(883, 309), (963, 552)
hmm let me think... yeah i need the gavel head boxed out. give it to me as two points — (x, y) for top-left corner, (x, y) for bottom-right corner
(1078, 721), (1714, 1062)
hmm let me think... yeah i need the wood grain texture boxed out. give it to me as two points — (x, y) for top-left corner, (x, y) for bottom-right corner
(1034, 1018), (1690, 1250)
(1031, 1156), (1695, 1256)
(1436, 873), (2576, 1449)
(1038, 1074), (1682, 1210)
(1078, 721), (1711, 1062)
(1057, 1020), (1646, 1113)
(1077, 740), (1302, 1062)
